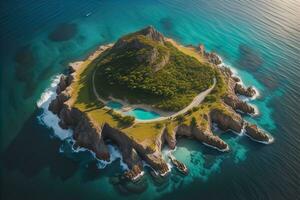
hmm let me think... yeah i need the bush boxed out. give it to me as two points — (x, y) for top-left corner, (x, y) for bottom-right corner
(190, 117), (197, 127)
(155, 123), (163, 129)
(120, 115), (135, 126)
(175, 114), (185, 123)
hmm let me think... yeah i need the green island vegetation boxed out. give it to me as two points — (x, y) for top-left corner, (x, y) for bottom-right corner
(68, 26), (229, 149)
(93, 28), (215, 111)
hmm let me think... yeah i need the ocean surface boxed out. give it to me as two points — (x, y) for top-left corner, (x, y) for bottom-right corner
(1, 0), (300, 199)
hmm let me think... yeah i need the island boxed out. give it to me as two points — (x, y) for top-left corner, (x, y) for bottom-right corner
(49, 26), (272, 182)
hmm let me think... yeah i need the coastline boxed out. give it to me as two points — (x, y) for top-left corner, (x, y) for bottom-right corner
(39, 27), (273, 184)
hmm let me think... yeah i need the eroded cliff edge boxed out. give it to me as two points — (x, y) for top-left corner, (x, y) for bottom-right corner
(48, 26), (272, 181)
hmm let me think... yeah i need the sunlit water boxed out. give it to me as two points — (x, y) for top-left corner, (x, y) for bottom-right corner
(1, 0), (300, 199)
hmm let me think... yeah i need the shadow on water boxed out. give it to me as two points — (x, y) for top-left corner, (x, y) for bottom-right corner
(160, 17), (173, 31)
(237, 44), (263, 72)
(1, 109), (79, 181)
(48, 23), (78, 42)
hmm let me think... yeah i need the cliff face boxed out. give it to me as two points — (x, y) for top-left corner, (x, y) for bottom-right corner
(210, 106), (244, 133)
(47, 28), (272, 182)
(167, 122), (229, 151)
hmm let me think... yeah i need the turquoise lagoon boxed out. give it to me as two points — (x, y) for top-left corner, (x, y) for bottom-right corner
(106, 101), (161, 120)
(126, 108), (161, 120)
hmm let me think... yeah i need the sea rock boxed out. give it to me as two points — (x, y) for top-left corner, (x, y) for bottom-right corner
(123, 165), (143, 181)
(72, 113), (110, 161)
(48, 91), (70, 114)
(176, 124), (228, 151)
(223, 95), (255, 114)
(192, 126), (228, 151)
(205, 52), (222, 65)
(210, 106), (243, 132)
(232, 76), (241, 82)
(245, 123), (269, 142)
(235, 83), (256, 97)
(198, 44), (205, 56)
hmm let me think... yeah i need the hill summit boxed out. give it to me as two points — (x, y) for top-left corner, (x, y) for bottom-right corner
(94, 26), (215, 111)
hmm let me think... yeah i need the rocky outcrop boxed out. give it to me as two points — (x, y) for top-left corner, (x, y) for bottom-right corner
(232, 76), (241, 82)
(210, 106), (243, 133)
(205, 52), (222, 65)
(223, 95), (255, 114)
(235, 83), (256, 97)
(162, 127), (176, 149)
(138, 25), (165, 44)
(245, 123), (270, 142)
(176, 124), (229, 151)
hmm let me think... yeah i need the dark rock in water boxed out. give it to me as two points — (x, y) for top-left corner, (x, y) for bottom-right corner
(235, 83), (256, 97)
(14, 45), (36, 82)
(256, 72), (278, 90)
(223, 95), (255, 114)
(210, 106), (244, 132)
(245, 123), (270, 142)
(232, 76), (240, 82)
(205, 52), (222, 65)
(14, 45), (35, 67)
(238, 44), (263, 71)
(48, 23), (77, 42)
(160, 17), (173, 31)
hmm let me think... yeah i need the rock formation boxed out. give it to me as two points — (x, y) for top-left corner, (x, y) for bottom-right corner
(235, 83), (256, 97)
(245, 123), (270, 142)
(47, 29), (272, 183)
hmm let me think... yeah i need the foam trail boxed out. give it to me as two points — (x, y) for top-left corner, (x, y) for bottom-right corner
(96, 144), (129, 170)
(37, 75), (72, 140)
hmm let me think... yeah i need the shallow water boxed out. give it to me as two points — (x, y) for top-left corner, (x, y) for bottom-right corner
(126, 108), (161, 120)
(1, 0), (300, 199)
(107, 101), (123, 110)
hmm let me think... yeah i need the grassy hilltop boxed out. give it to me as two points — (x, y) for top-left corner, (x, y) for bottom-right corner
(94, 26), (215, 111)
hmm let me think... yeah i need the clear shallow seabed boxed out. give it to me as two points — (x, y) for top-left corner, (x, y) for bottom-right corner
(1, 0), (300, 199)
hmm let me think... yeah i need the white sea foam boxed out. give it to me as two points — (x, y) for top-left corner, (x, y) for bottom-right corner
(96, 144), (129, 170)
(37, 74), (128, 170)
(37, 75), (72, 140)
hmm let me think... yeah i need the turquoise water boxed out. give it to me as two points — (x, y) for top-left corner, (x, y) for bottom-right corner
(107, 101), (123, 110)
(126, 108), (161, 120)
(106, 101), (161, 120)
(1, 0), (300, 199)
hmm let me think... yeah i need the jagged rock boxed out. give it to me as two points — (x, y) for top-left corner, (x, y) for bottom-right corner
(176, 124), (228, 151)
(198, 44), (205, 56)
(68, 65), (76, 74)
(205, 52), (222, 65)
(123, 165), (143, 181)
(56, 75), (67, 94)
(223, 95), (255, 114)
(72, 115), (110, 161)
(245, 123), (269, 142)
(163, 127), (176, 149)
(232, 76), (240, 82)
(235, 83), (256, 97)
(138, 25), (165, 44)
(48, 91), (70, 114)
(210, 106), (243, 132)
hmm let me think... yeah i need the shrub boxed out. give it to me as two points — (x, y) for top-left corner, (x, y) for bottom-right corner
(120, 115), (135, 126)
(175, 114), (185, 123)
(155, 123), (163, 129)
(190, 117), (197, 127)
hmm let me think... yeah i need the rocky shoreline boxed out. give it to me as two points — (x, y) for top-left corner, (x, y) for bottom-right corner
(48, 34), (272, 182)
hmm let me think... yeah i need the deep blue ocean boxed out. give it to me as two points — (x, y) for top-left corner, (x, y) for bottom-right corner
(1, 0), (300, 199)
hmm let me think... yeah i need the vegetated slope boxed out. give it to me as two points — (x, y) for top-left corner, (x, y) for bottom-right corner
(94, 26), (215, 111)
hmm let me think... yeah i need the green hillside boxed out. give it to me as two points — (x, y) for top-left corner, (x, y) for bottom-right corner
(94, 26), (215, 111)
